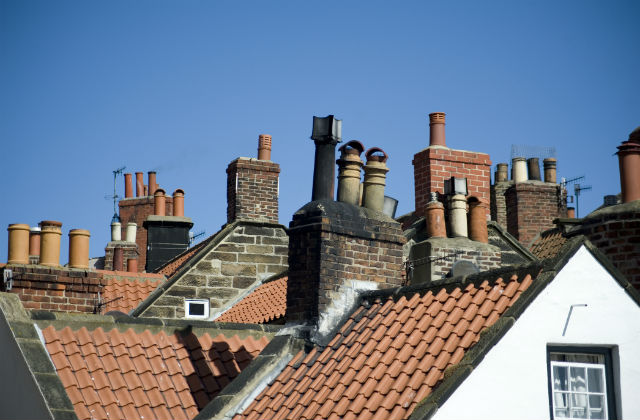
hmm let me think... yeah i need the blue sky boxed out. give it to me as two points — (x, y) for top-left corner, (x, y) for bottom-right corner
(1, 1), (639, 263)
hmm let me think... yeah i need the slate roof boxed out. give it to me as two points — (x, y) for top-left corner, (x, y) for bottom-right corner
(235, 266), (539, 420)
(529, 228), (567, 259)
(98, 271), (165, 314)
(42, 324), (270, 420)
(215, 276), (288, 324)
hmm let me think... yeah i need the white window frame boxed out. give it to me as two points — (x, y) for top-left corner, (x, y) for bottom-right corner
(184, 299), (210, 320)
(550, 360), (607, 419)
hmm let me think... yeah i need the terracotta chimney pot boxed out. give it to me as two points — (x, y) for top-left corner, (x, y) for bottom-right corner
(124, 173), (133, 198)
(258, 134), (272, 161)
(29, 226), (41, 258)
(39, 220), (62, 267)
(616, 127), (640, 203)
(449, 195), (468, 238)
(135, 172), (144, 197)
(543, 158), (557, 183)
(495, 163), (509, 183)
(127, 258), (138, 273)
(148, 171), (157, 196)
(362, 147), (389, 212)
(425, 194), (446, 238)
(512, 157), (527, 183)
(173, 189), (185, 217)
(68, 229), (90, 269)
(154, 189), (166, 216)
(113, 247), (124, 271)
(567, 207), (576, 218)
(7, 224), (30, 264)
(336, 140), (365, 206)
(468, 198), (489, 243)
(429, 112), (446, 147)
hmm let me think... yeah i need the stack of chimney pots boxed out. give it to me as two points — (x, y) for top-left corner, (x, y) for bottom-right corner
(362, 148), (390, 212)
(39, 221), (63, 267)
(173, 189), (185, 217)
(336, 141), (365, 206)
(258, 134), (272, 161)
(68, 229), (90, 269)
(617, 127), (640, 203)
(154, 189), (166, 216)
(497, 157), (557, 184)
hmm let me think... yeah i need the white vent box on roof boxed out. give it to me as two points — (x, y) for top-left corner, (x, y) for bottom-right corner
(184, 299), (210, 320)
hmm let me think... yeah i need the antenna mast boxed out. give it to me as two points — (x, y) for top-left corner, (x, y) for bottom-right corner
(109, 166), (126, 221)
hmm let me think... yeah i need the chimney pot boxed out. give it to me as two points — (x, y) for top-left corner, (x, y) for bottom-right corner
(495, 163), (509, 183)
(68, 229), (90, 269)
(468, 198), (489, 243)
(124, 173), (133, 198)
(527, 158), (541, 181)
(362, 147), (390, 212)
(154, 189), (166, 216)
(113, 247), (124, 271)
(336, 140), (365, 206)
(135, 172), (144, 197)
(7, 223), (30, 264)
(148, 171), (158, 196)
(111, 221), (122, 241)
(616, 128), (640, 203)
(125, 223), (137, 243)
(258, 134), (272, 161)
(39, 220), (63, 267)
(543, 158), (557, 183)
(512, 157), (528, 183)
(567, 207), (576, 218)
(428, 112), (446, 147)
(173, 189), (185, 217)
(425, 198), (446, 238)
(127, 258), (138, 273)
(449, 195), (468, 238)
(29, 226), (41, 259)
(310, 115), (342, 201)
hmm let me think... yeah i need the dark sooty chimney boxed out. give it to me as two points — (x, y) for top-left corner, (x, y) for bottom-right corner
(310, 115), (342, 201)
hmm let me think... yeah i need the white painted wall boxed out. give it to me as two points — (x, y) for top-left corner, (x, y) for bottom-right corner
(433, 245), (640, 420)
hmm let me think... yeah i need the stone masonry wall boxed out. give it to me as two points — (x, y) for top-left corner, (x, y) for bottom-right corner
(140, 223), (288, 319)
(104, 242), (138, 271)
(1, 265), (102, 313)
(227, 158), (280, 224)
(505, 181), (567, 246)
(413, 147), (492, 218)
(491, 180), (513, 229)
(119, 196), (174, 272)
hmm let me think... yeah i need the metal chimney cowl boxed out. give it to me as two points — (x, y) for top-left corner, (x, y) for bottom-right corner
(310, 115), (342, 201)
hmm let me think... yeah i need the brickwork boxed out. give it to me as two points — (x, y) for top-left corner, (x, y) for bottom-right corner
(491, 180), (513, 228)
(569, 203), (640, 291)
(227, 158), (280, 224)
(103, 242), (138, 271)
(118, 196), (174, 272)
(140, 222), (288, 319)
(505, 181), (567, 246)
(408, 237), (501, 283)
(413, 147), (492, 217)
(286, 201), (405, 324)
(1, 265), (103, 313)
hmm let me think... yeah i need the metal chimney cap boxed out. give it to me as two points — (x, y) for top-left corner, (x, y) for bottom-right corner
(311, 115), (342, 144)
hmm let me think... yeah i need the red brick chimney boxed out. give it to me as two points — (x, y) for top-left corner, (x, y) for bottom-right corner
(226, 135), (280, 224)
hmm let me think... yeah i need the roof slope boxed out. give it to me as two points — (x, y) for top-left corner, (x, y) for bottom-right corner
(215, 276), (288, 324)
(42, 325), (270, 420)
(98, 271), (166, 314)
(529, 228), (567, 259)
(235, 268), (537, 420)
(155, 235), (215, 278)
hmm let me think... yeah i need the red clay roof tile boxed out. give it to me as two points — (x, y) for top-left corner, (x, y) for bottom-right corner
(215, 276), (287, 324)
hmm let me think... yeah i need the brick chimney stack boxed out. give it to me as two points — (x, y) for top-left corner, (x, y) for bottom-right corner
(226, 134), (280, 224)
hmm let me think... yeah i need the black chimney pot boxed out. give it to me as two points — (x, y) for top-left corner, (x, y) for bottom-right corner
(310, 115), (342, 201)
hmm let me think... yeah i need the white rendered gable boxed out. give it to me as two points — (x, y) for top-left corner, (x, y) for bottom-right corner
(432, 245), (640, 420)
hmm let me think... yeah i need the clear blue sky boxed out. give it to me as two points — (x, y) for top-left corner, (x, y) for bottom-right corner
(1, 1), (639, 263)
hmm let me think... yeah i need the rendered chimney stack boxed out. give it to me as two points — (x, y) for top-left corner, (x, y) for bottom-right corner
(29, 226), (41, 259)
(468, 198), (489, 243)
(111, 221), (122, 241)
(336, 140), (365, 206)
(425, 193), (446, 238)
(616, 127), (640, 203)
(543, 158), (557, 183)
(567, 207), (576, 218)
(258, 134), (272, 161)
(495, 163), (509, 183)
(154, 189), (166, 216)
(173, 189), (185, 217)
(135, 172), (144, 197)
(39, 220), (62, 267)
(124, 173), (133, 198)
(148, 171), (158, 196)
(125, 223), (137, 243)
(310, 115), (342, 201)
(512, 157), (527, 183)
(113, 247), (124, 271)
(362, 147), (390, 212)
(449, 195), (468, 237)
(429, 112), (446, 147)
(127, 258), (138, 273)
(7, 224), (30, 264)
(527, 158), (541, 181)
(68, 229), (90, 269)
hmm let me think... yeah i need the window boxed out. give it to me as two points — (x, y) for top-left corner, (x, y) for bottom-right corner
(184, 299), (210, 320)
(547, 346), (617, 420)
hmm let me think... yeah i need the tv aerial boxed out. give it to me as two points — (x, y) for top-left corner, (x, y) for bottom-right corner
(561, 176), (591, 217)
(104, 166), (126, 222)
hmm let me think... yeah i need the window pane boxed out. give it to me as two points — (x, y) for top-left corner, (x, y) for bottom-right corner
(554, 365), (569, 390)
(587, 368), (604, 393)
(571, 393), (588, 418)
(570, 367), (587, 392)
(589, 395), (605, 420)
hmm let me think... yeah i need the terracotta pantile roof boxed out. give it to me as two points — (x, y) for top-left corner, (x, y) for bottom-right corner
(42, 325), (270, 420)
(215, 276), (287, 324)
(530, 228), (567, 259)
(155, 235), (213, 278)
(236, 271), (537, 420)
(100, 276), (163, 314)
